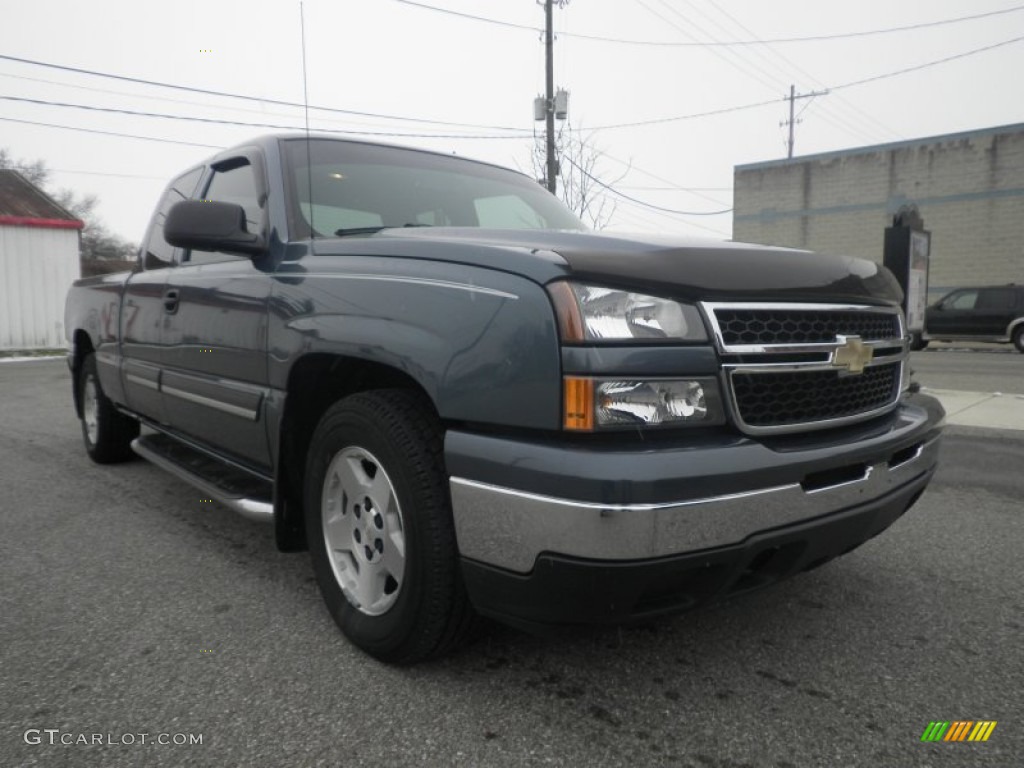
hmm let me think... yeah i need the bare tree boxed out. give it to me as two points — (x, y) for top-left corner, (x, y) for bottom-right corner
(531, 125), (627, 230)
(1, 148), (137, 260)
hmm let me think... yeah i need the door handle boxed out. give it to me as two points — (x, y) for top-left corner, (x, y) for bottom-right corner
(163, 289), (180, 314)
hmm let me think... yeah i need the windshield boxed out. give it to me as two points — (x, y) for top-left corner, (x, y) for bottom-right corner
(282, 138), (585, 238)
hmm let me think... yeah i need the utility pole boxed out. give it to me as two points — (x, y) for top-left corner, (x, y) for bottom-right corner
(782, 84), (829, 159)
(544, 0), (557, 193)
(533, 1), (568, 193)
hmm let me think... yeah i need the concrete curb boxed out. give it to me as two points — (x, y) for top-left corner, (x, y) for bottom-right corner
(922, 387), (1024, 431)
(0, 355), (66, 364)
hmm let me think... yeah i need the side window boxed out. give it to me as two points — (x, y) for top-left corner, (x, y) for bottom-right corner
(946, 291), (978, 310)
(977, 288), (1014, 311)
(141, 168), (203, 269)
(185, 161), (262, 265)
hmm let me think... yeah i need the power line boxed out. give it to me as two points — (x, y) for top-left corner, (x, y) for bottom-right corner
(600, 151), (732, 207)
(831, 34), (1024, 91)
(666, 0), (892, 144)
(0, 116), (224, 148)
(0, 70), (430, 133)
(591, 34), (1024, 130)
(593, 97), (780, 130)
(388, 0), (537, 33)
(610, 197), (731, 236)
(0, 54), (532, 134)
(662, 0), (898, 147)
(49, 169), (168, 180)
(619, 185), (731, 192)
(563, 155), (732, 216)
(0, 95), (528, 140)
(9, 31), (1018, 144)
(388, 0), (1024, 47)
(635, 0), (783, 99)
(702, 0), (902, 143)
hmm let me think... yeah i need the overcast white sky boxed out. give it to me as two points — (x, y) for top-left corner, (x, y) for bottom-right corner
(1, 0), (1022, 244)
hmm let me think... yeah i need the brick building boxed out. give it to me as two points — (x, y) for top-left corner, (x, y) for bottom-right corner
(732, 123), (1024, 301)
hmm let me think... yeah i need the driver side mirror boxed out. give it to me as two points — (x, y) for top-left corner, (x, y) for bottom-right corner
(165, 199), (266, 257)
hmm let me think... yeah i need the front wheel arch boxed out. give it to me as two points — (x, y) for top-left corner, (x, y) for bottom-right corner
(274, 355), (435, 553)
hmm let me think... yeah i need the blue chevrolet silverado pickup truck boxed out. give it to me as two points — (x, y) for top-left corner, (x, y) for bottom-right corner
(65, 134), (944, 663)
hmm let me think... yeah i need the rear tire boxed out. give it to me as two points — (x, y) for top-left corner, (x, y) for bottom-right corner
(910, 333), (929, 351)
(1013, 325), (1024, 353)
(304, 389), (472, 664)
(78, 353), (139, 464)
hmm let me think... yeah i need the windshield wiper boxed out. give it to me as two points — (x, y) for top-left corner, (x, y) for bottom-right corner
(334, 223), (433, 237)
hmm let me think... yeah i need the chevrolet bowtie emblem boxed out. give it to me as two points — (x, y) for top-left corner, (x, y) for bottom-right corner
(831, 335), (873, 374)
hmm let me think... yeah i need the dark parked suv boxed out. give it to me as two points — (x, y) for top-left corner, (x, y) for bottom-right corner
(923, 284), (1024, 352)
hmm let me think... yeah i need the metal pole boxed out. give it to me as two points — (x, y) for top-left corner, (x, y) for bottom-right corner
(787, 84), (795, 159)
(545, 0), (557, 194)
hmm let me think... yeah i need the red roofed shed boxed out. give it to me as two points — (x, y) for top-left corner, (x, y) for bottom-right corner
(0, 169), (83, 349)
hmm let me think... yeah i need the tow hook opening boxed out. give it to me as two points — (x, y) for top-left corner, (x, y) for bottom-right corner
(729, 543), (803, 594)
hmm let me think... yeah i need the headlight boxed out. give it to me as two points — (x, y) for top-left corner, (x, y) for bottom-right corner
(564, 377), (725, 430)
(548, 282), (707, 342)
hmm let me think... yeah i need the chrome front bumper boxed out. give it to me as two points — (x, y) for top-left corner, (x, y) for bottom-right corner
(449, 422), (941, 575)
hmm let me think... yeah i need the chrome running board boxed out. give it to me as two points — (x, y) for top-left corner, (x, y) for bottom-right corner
(131, 435), (273, 523)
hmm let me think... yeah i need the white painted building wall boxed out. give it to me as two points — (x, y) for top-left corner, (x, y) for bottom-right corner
(0, 224), (81, 350)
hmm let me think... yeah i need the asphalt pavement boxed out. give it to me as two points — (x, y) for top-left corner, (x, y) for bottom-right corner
(1, 358), (1021, 768)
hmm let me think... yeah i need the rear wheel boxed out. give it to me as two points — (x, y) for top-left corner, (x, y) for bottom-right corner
(910, 333), (929, 351)
(304, 389), (472, 664)
(78, 353), (139, 463)
(1013, 325), (1024, 353)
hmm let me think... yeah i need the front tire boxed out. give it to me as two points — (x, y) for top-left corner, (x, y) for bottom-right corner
(78, 353), (139, 463)
(304, 389), (472, 664)
(1013, 325), (1024, 353)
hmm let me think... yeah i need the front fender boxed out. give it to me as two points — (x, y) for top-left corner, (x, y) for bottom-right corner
(267, 256), (562, 430)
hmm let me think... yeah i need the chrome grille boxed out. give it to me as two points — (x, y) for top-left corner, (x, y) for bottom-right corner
(702, 302), (907, 434)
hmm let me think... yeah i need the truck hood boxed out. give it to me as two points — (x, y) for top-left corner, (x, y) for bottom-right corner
(318, 228), (904, 305)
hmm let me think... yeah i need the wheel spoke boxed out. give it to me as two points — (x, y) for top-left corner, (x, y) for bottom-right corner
(379, 540), (404, 583)
(323, 507), (353, 547)
(369, 470), (393, 515)
(335, 455), (373, 497)
(388, 517), (406, 555)
(353, 566), (382, 610)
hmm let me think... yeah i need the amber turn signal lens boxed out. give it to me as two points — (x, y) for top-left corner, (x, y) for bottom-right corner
(563, 377), (594, 431)
(547, 281), (585, 342)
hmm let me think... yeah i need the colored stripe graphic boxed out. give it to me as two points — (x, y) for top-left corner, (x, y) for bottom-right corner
(921, 721), (997, 742)
(944, 721), (971, 741)
(968, 722), (997, 741)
